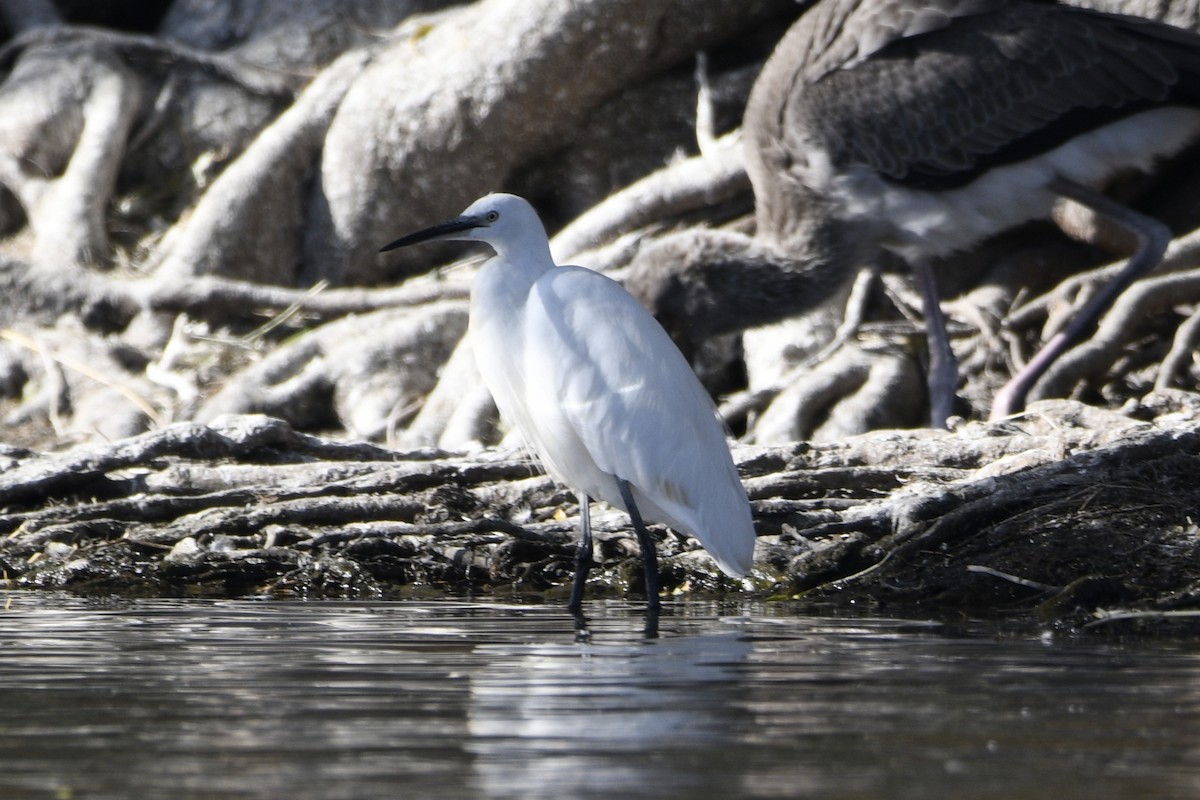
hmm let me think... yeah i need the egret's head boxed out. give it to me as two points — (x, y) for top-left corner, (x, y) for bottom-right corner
(379, 193), (546, 256)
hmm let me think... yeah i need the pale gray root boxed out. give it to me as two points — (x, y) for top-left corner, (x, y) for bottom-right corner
(133, 269), (472, 321)
(0, 246), (472, 349)
(436, 384), (501, 452)
(333, 304), (469, 441)
(148, 47), (375, 287)
(0, 45), (139, 268)
(747, 346), (924, 443)
(1156, 304), (1200, 391)
(694, 50), (719, 158)
(1029, 268), (1200, 402)
(159, 0), (433, 72)
(0, 28), (296, 271)
(395, 333), (498, 451)
(717, 266), (878, 427)
(549, 131), (749, 265)
(310, 0), (794, 285)
(35, 65), (139, 267)
(1005, 225), (1200, 334)
(0, 324), (172, 446)
(195, 302), (468, 439)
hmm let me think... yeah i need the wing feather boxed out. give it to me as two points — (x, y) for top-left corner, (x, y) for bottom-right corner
(519, 266), (754, 576)
(778, 2), (1200, 189)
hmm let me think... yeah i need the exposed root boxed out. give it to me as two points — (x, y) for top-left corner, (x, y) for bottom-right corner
(3, 402), (1198, 629)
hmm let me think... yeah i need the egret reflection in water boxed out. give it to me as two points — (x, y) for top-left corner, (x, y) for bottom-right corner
(467, 631), (754, 797)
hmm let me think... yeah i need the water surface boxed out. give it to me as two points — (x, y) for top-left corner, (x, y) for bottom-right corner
(0, 594), (1196, 799)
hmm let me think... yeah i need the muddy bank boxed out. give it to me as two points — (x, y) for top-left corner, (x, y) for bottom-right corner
(1, 397), (1198, 631)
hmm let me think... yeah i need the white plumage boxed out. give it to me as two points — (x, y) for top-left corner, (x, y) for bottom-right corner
(382, 193), (755, 606)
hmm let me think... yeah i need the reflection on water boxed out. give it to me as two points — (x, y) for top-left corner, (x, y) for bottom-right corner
(469, 632), (753, 797)
(0, 594), (1197, 800)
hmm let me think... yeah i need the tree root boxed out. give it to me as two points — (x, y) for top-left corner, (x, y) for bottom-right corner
(195, 301), (468, 439)
(1157, 304), (1200, 390)
(3, 402), (1199, 628)
(1030, 268), (1200, 401)
(0, 26), (298, 270)
(550, 131), (750, 266)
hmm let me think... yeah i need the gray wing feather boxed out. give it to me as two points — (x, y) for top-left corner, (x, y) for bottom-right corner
(771, 1), (1198, 187)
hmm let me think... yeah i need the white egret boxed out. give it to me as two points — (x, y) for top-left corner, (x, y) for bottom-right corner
(380, 193), (755, 609)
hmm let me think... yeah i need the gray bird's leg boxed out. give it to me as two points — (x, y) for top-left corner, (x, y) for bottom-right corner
(616, 478), (661, 610)
(911, 257), (958, 428)
(990, 176), (1171, 420)
(567, 491), (594, 612)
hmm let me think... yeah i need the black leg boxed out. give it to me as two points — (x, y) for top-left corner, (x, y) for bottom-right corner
(572, 607), (592, 643)
(991, 176), (1170, 420)
(617, 477), (661, 610)
(642, 603), (660, 640)
(912, 256), (957, 429)
(567, 491), (593, 612)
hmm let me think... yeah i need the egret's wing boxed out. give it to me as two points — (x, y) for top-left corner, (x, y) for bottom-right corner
(522, 266), (753, 576)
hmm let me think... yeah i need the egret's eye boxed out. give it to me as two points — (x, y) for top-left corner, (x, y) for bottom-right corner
(485, 211), (500, 223)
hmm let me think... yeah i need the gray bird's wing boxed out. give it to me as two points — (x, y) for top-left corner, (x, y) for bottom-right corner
(773, 1), (1200, 189)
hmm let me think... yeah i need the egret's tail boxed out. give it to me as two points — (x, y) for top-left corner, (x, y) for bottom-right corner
(636, 475), (755, 579)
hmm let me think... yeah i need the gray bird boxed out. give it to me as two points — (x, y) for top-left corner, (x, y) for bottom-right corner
(629, 0), (1200, 428)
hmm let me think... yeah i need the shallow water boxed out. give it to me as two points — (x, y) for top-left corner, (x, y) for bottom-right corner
(0, 594), (1197, 799)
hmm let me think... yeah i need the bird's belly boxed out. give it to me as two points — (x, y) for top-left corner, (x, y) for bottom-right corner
(835, 106), (1200, 261)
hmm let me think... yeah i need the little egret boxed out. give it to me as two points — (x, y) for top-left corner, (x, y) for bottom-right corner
(380, 193), (756, 609)
(629, 0), (1200, 428)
